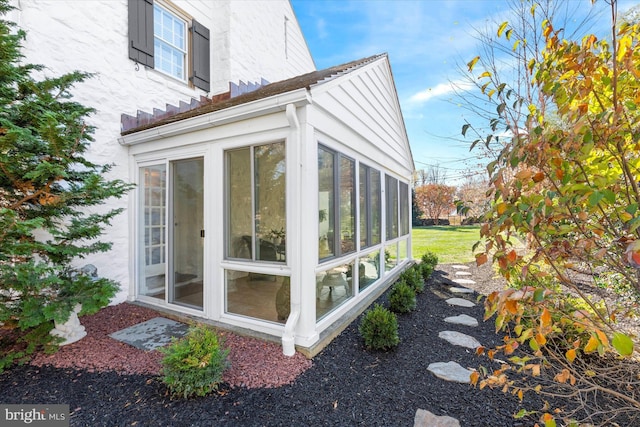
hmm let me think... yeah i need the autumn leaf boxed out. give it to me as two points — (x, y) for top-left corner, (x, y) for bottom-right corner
(565, 348), (576, 363)
(595, 329), (609, 347)
(535, 333), (547, 346)
(470, 370), (480, 386)
(505, 299), (518, 314)
(476, 253), (488, 266)
(467, 56), (480, 72)
(584, 335), (599, 353)
(540, 308), (552, 327)
(497, 21), (509, 37)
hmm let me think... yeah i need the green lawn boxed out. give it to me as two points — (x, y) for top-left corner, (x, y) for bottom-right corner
(411, 225), (481, 264)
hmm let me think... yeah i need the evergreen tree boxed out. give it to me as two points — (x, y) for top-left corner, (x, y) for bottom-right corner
(0, 0), (132, 370)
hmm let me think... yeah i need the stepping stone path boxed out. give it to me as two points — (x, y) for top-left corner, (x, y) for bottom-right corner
(454, 271), (472, 276)
(444, 314), (478, 327)
(439, 330), (482, 349)
(426, 361), (475, 384)
(415, 264), (486, 426)
(414, 408), (461, 427)
(449, 286), (474, 294)
(109, 317), (188, 350)
(445, 297), (475, 308)
(452, 278), (476, 286)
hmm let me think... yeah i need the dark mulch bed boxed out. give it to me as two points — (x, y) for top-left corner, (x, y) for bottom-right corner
(0, 267), (570, 426)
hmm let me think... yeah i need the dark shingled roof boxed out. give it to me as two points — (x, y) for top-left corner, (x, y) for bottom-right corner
(120, 54), (386, 136)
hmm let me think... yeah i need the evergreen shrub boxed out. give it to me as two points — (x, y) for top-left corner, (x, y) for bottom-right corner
(389, 281), (417, 313)
(421, 251), (439, 268)
(160, 326), (229, 399)
(400, 266), (425, 294)
(0, 1), (132, 371)
(358, 303), (399, 351)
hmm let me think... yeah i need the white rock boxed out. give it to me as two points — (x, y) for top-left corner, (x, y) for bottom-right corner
(444, 314), (479, 327)
(439, 330), (482, 349)
(427, 361), (474, 384)
(445, 297), (475, 308)
(451, 265), (470, 270)
(454, 271), (472, 276)
(449, 286), (474, 294)
(414, 409), (460, 427)
(452, 278), (476, 285)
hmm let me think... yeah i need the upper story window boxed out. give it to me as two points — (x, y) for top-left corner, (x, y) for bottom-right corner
(154, 4), (187, 81)
(128, 0), (210, 91)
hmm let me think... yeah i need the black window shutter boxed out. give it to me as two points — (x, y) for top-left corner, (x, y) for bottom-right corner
(128, 0), (154, 68)
(191, 19), (210, 92)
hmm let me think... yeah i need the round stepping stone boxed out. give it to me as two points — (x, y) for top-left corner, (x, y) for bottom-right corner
(427, 361), (474, 383)
(451, 265), (470, 270)
(452, 278), (476, 285)
(445, 297), (475, 307)
(449, 286), (474, 294)
(439, 330), (482, 349)
(444, 314), (479, 327)
(454, 271), (472, 276)
(414, 409), (460, 427)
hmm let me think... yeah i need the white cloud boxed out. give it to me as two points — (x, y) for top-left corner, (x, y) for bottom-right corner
(408, 79), (475, 104)
(315, 17), (327, 39)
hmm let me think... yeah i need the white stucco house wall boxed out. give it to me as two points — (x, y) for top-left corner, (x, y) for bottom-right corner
(10, 0), (414, 356)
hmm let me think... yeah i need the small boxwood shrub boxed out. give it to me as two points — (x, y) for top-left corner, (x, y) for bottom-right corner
(359, 303), (399, 351)
(400, 266), (425, 294)
(389, 281), (417, 313)
(160, 325), (229, 399)
(419, 251), (438, 281)
(421, 251), (438, 268)
(419, 262), (434, 282)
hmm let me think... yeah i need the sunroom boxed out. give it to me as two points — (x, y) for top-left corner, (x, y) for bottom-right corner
(119, 54), (414, 355)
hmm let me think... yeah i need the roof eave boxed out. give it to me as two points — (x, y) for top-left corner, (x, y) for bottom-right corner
(118, 88), (312, 146)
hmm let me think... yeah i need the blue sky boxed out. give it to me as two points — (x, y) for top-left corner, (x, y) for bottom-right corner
(290, 0), (636, 184)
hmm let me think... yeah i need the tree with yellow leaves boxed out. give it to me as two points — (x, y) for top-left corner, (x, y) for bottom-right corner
(467, 0), (640, 425)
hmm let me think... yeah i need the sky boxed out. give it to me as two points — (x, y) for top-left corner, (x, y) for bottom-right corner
(290, 0), (637, 185)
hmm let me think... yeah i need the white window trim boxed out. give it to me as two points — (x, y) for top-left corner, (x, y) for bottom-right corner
(153, 1), (190, 83)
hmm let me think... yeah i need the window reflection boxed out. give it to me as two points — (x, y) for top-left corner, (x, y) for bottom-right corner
(316, 262), (354, 320)
(359, 250), (380, 291)
(226, 142), (286, 263)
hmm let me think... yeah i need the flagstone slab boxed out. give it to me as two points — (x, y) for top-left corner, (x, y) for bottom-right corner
(452, 278), (476, 285)
(439, 330), (482, 349)
(414, 409), (461, 427)
(427, 361), (474, 384)
(444, 314), (479, 327)
(454, 271), (472, 276)
(449, 286), (474, 294)
(445, 297), (476, 308)
(109, 317), (189, 350)
(451, 265), (470, 270)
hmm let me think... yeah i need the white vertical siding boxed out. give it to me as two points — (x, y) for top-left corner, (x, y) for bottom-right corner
(310, 58), (414, 177)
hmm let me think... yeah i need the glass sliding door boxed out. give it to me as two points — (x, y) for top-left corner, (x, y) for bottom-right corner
(138, 157), (204, 310)
(139, 164), (167, 300)
(170, 158), (204, 309)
